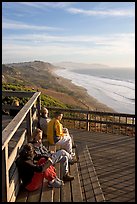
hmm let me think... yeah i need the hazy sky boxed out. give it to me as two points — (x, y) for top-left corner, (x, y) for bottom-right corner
(2, 2), (135, 67)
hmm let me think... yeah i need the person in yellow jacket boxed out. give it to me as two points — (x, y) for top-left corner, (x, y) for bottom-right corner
(47, 111), (75, 157)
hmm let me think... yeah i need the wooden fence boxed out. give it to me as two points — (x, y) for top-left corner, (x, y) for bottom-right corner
(48, 107), (135, 137)
(2, 91), (41, 202)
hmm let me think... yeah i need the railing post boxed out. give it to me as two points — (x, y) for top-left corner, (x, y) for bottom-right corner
(2, 146), (9, 202)
(26, 109), (32, 142)
(36, 95), (41, 128)
(86, 112), (90, 131)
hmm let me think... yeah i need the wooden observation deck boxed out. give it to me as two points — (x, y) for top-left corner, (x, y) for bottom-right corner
(2, 91), (135, 202)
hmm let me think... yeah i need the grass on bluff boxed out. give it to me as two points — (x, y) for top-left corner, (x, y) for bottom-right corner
(2, 83), (70, 109)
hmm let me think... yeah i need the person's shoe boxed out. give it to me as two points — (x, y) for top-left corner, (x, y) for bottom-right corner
(55, 177), (64, 185)
(63, 172), (74, 182)
(48, 179), (62, 188)
(69, 158), (78, 165)
(71, 152), (75, 157)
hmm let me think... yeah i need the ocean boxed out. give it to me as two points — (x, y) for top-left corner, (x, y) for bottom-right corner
(54, 67), (135, 114)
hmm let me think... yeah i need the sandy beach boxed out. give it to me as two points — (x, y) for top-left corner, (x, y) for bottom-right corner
(50, 67), (116, 112)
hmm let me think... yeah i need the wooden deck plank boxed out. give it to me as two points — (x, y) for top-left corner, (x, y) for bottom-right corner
(27, 187), (42, 202)
(70, 129), (135, 202)
(40, 179), (54, 202)
(69, 149), (83, 202)
(15, 187), (28, 202)
(77, 153), (95, 202)
(53, 162), (61, 202)
(60, 163), (71, 202)
(83, 145), (105, 202)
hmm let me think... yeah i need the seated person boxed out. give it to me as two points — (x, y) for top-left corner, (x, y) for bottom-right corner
(9, 99), (20, 117)
(39, 107), (51, 138)
(31, 128), (76, 181)
(47, 111), (75, 157)
(16, 143), (64, 190)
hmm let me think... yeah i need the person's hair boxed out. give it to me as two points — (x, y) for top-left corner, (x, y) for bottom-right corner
(54, 111), (63, 118)
(19, 143), (34, 159)
(12, 99), (19, 106)
(32, 128), (43, 142)
(41, 107), (48, 117)
(41, 107), (48, 114)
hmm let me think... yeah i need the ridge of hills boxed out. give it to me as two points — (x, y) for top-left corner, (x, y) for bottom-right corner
(53, 61), (110, 69)
(2, 61), (59, 89)
(2, 60), (115, 111)
(2, 61), (90, 109)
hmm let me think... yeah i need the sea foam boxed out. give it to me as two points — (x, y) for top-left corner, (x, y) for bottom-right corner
(54, 68), (135, 114)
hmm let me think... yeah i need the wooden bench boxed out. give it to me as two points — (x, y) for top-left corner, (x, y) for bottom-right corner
(16, 141), (83, 202)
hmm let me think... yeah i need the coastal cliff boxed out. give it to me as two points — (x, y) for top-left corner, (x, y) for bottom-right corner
(2, 61), (115, 112)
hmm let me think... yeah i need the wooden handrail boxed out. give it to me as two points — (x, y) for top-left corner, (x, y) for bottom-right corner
(2, 92), (41, 150)
(48, 106), (135, 118)
(2, 90), (35, 98)
(2, 91), (41, 202)
(48, 107), (135, 136)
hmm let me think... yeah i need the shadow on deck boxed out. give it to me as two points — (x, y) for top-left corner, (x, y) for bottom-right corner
(70, 129), (135, 202)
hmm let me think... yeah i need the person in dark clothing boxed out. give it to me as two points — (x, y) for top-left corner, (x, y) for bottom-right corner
(39, 107), (51, 138)
(9, 100), (20, 117)
(31, 128), (76, 182)
(16, 143), (63, 191)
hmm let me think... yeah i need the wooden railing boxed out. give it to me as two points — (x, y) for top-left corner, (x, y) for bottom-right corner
(48, 107), (135, 137)
(2, 91), (135, 202)
(2, 91), (41, 202)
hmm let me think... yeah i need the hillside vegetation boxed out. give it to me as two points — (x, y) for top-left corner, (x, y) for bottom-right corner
(2, 61), (87, 109)
(2, 82), (71, 108)
(2, 61), (67, 91)
(2, 61), (117, 112)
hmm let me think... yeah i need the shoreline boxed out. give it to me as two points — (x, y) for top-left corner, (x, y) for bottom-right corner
(50, 67), (116, 113)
